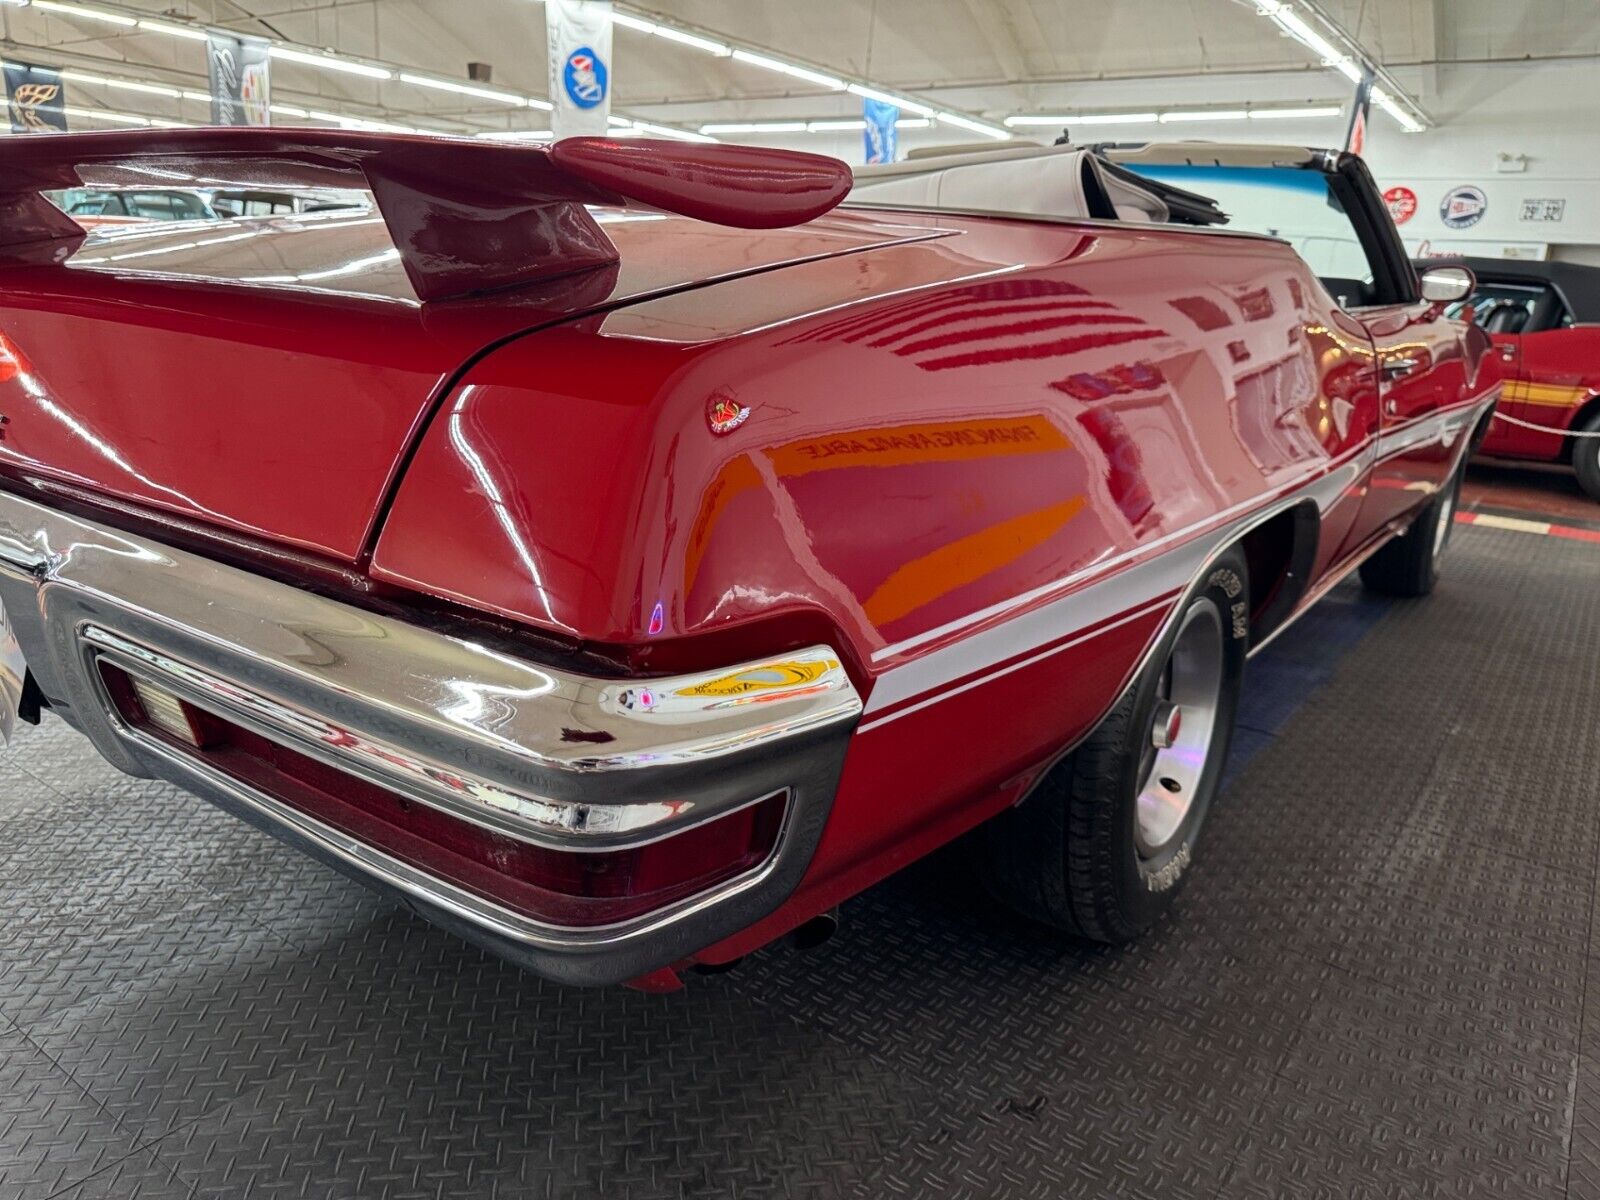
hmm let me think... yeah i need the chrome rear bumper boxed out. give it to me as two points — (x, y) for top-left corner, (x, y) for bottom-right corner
(0, 491), (861, 985)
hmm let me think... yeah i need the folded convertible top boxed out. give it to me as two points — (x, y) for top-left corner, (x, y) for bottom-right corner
(848, 143), (1228, 226)
(0, 128), (853, 301)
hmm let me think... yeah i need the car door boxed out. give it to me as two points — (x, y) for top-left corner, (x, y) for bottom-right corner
(1354, 301), (1469, 534)
(1330, 160), (1474, 544)
(1457, 283), (1540, 459)
(1496, 288), (1589, 461)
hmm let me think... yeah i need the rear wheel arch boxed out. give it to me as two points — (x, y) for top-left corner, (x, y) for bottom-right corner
(1236, 502), (1319, 651)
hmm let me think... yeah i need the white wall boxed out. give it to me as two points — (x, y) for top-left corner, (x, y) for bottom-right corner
(1361, 61), (1600, 260)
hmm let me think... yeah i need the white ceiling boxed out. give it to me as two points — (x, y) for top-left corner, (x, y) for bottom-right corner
(1, 0), (1597, 136)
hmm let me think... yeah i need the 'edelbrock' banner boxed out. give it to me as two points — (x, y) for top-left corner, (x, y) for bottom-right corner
(207, 32), (272, 126)
(3, 60), (67, 133)
(546, 0), (612, 139)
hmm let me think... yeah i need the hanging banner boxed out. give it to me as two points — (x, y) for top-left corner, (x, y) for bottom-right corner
(1342, 70), (1374, 157)
(206, 32), (272, 127)
(546, 0), (612, 139)
(3, 61), (68, 134)
(863, 97), (898, 165)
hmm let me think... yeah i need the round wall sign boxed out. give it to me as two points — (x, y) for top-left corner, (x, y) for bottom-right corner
(1383, 186), (1418, 226)
(1440, 186), (1487, 229)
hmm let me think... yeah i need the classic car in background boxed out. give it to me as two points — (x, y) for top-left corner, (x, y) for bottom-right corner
(1418, 257), (1600, 500)
(0, 131), (1496, 988)
(208, 188), (371, 217)
(48, 186), (369, 223)
(55, 187), (219, 222)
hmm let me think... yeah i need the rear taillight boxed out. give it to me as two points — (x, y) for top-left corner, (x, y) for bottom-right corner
(99, 662), (787, 928)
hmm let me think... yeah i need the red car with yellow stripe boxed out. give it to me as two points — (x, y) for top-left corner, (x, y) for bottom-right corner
(1422, 257), (1600, 500)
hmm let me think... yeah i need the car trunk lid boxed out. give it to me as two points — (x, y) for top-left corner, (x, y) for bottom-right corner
(0, 187), (934, 562)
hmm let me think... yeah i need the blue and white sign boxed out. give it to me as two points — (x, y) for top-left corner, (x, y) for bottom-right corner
(863, 97), (898, 164)
(546, 0), (612, 138)
(1440, 185), (1488, 230)
(562, 46), (608, 109)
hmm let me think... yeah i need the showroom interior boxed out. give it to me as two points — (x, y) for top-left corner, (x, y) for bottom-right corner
(0, 1), (1598, 1197)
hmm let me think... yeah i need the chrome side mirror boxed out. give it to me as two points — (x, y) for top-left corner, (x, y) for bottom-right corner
(1419, 264), (1476, 304)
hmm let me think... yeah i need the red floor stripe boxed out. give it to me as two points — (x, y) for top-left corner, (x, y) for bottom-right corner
(1456, 510), (1600, 542)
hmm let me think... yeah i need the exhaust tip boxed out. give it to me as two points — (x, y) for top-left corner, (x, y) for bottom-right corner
(789, 909), (840, 952)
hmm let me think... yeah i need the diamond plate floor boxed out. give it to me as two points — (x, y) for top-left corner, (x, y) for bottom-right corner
(2, 523), (1598, 1199)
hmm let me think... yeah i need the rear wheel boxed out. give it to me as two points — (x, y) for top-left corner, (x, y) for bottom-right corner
(1573, 410), (1600, 502)
(980, 547), (1248, 942)
(1358, 467), (1461, 597)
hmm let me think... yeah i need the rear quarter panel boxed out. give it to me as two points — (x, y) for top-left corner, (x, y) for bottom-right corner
(370, 213), (1380, 947)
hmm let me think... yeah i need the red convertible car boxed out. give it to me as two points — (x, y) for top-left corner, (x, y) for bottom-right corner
(0, 132), (1496, 988)
(1419, 256), (1600, 500)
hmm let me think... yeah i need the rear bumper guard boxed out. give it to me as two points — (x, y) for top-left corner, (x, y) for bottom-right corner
(0, 491), (861, 985)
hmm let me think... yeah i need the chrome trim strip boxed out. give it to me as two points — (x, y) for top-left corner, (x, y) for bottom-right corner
(86, 629), (744, 851)
(864, 455), (1363, 717)
(863, 392), (1493, 722)
(869, 441), (1369, 666)
(857, 595), (1173, 734)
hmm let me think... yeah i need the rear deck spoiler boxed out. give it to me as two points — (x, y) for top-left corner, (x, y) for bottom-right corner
(0, 129), (852, 301)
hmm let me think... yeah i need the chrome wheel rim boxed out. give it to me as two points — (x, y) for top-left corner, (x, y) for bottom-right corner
(1134, 600), (1225, 857)
(1433, 483), (1456, 561)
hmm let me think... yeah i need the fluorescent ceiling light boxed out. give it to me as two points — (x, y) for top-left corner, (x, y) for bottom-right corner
(1371, 86), (1424, 133)
(845, 83), (934, 118)
(137, 18), (210, 41)
(730, 49), (845, 91)
(603, 3), (999, 135)
(270, 46), (393, 80)
(397, 73), (526, 105)
(61, 70), (182, 98)
(476, 130), (554, 141)
(608, 12), (657, 33)
(1249, 105), (1342, 119)
(270, 103), (310, 118)
(29, 1), (137, 25)
(607, 10), (731, 55)
(1255, 0), (1427, 130)
(1160, 110), (1249, 122)
(935, 110), (1011, 139)
(62, 104), (151, 125)
(630, 120), (718, 143)
(652, 25), (731, 55)
(700, 121), (808, 134)
(309, 110), (425, 134)
(807, 119), (865, 132)
(1005, 112), (1158, 126)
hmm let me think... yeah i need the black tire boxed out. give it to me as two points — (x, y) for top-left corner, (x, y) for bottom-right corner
(1358, 467), (1461, 597)
(1573, 410), (1600, 503)
(979, 547), (1249, 942)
